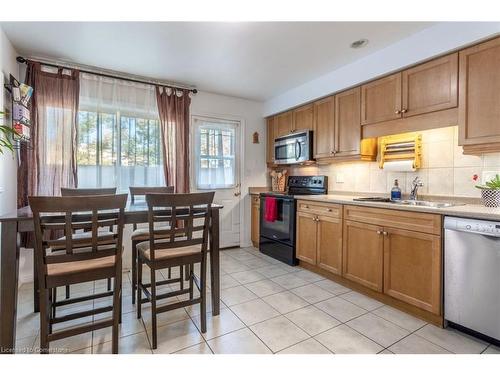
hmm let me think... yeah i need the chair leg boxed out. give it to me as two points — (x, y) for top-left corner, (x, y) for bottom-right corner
(107, 277), (112, 291)
(180, 265), (184, 290)
(185, 264), (189, 281)
(131, 241), (138, 304)
(189, 266), (194, 300)
(150, 266), (158, 350)
(200, 255), (207, 334)
(137, 257), (142, 319)
(112, 264), (122, 354)
(39, 289), (50, 354)
(65, 285), (70, 299)
(168, 267), (171, 279)
(51, 288), (57, 319)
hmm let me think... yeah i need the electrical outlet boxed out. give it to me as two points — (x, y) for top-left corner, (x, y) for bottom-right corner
(336, 173), (344, 184)
(482, 171), (500, 184)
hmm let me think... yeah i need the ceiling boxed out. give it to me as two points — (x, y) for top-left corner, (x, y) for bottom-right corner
(1, 22), (435, 101)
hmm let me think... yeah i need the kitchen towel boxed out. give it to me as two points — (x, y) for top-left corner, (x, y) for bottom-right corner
(264, 197), (278, 222)
(383, 160), (416, 172)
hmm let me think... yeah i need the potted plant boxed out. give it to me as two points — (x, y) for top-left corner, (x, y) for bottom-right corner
(473, 174), (500, 208)
(0, 110), (17, 155)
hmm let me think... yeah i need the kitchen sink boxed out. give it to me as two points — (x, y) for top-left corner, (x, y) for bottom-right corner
(393, 200), (462, 208)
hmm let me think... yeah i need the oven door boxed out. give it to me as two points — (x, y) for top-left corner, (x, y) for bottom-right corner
(274, 132), (310, 165)
(259, 196), (295, 245)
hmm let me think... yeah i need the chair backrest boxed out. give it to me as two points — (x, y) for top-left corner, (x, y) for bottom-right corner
(29, 194), (128, 288)
(129, 186), (174, 204)
(145, 192), (215, 261)
(61, 187), (117, 196)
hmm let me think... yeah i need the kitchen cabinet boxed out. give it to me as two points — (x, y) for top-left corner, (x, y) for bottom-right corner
(459, 37), (500, 154)
(266, 117), (275, 164)
(251, 195), (260, 247)
(383, 228), (441, 314)
(275, 111), (293, 138)
(402, 53), (458, 117)
(361, 73), (402, 125)
(296, 200), (343, 273)
(292, 104), (314, 133)
(342, 220), (384, 291)
(313, 96), (335, 159)
(335, 87), (362, 157)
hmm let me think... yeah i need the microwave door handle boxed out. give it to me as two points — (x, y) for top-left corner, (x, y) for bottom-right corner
(295, 140), (301, 160)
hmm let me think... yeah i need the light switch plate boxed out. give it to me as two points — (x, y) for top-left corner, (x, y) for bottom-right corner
(483, 171), (500, 184)
(336, 173), (344, 184)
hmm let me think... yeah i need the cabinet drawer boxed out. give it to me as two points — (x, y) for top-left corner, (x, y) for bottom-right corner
(344, 205), (441, 235)
(297, 200), (342, 218)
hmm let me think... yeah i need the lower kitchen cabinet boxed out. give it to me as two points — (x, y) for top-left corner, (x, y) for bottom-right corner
(383, 227), (442, 315)
(296, 211), (318, 265)
(251, 195), (260, 247)
(317, 215), (343, 275)
(342, 220), (384, 292)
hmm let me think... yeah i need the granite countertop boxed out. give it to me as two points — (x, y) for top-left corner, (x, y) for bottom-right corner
(294, 194), (500, 221)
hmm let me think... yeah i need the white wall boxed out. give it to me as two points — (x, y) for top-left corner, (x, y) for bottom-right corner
(264, 22), (500, 116)
(190, 91), (266, 247)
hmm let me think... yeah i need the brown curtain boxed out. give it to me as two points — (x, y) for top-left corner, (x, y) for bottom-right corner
(17, 61), (80, 208)
(155, 86), (191, 193)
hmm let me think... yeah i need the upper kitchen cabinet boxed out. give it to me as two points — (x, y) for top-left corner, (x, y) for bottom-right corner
(459, 37), (500, 154)
(335, 87), (361, 157)
(266, 117), (275, 164)
(275, 110), (293, 138)
(292, 104), (314, 133)
(402, 53), (458, 118)
(361, 73), (402, 125)
(313, 95), (335, 159)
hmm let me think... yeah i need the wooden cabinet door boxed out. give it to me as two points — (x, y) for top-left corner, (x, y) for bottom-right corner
(317, 215), (342, 275)
(251, 196), (260, 246)
(402, 53), (458, 117)
(266, 117), (275, 164)
(275, 111), (293, 138)
(361, 73), (402, 125)
(335, 87), (361, 157)
(342, 220), (384, 291)
(459, 37), (500, 147)
(383, 228), (441, 314)
(293, 104), (314, 133)
(313, 96), (335, 159)
(296, 212), (318, 265)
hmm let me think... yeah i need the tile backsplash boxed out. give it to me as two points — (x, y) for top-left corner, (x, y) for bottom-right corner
(288, 126), (500, 198)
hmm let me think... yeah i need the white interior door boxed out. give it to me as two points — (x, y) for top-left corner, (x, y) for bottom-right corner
(191, 116), (241, 248)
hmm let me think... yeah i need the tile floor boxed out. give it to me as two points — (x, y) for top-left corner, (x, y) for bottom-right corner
(14, 247), (500, 354)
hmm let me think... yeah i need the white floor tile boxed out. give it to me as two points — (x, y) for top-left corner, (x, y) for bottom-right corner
(315, 324), (383, 354)
(250, 316), (309, 353)
(207, 328), (272, 354)
(346, 313), (410, 347)
(262, 291), (309, 314)
(315, 297), (366, 323)
(285, 305), (341, 336)
(278, 338), (332, 354)
(230, 299), (281, 326)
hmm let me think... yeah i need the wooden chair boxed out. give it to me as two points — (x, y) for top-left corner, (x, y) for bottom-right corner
(59, 187), (118, 299)
(129, 186), (174, 304)
(137, 192), (214, 349)
(29, 194), (127, 354)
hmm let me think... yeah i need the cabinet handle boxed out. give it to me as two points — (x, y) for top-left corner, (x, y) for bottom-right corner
(326, 208), (332, 212)
(376, 230), (382, 235)
(394, 110), (401, 114)
(383, 231), (389, 236)
(304, 205), (309, 209)
(401, 109), (408, 113)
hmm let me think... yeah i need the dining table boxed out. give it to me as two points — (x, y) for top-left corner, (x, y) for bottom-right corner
(0, 201), (222, 354)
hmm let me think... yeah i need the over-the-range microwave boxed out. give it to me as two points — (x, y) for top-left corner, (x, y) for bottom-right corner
(274, 130), (313, 165)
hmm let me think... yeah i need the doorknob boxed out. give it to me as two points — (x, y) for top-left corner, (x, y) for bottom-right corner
(234, 191), (241, 196)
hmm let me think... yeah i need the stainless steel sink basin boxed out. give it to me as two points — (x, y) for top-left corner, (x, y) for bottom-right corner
(394, 200), (462, 208)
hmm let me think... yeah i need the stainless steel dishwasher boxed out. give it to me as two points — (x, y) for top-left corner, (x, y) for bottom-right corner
(444, 216), (500, 342)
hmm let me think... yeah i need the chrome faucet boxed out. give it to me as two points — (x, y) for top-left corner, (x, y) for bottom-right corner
(409, 177), (424, 201)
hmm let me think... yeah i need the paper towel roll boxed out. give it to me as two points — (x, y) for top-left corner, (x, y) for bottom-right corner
(383, 160), (416, 172)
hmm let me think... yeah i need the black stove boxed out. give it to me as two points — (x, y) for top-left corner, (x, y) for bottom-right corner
(259, 176), (328, 265)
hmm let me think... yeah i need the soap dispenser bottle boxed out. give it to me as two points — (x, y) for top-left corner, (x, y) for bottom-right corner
(391, 179), (402, 201)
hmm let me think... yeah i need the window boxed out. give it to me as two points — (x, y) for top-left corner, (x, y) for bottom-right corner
(77, 111), (164, 192)
(193, 117), (239, 190)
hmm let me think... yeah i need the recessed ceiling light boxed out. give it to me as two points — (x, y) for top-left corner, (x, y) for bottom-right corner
(350, 39), (369, 49)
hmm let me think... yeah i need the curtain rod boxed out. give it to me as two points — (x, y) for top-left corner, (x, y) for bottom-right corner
(16, 56), (198, 94)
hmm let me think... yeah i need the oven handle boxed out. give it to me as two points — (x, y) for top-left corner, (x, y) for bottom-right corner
(295, 140), (301, 160)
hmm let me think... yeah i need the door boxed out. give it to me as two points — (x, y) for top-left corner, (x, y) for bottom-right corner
(335, 87), (361, 157)
(361, 73), (402, 125)
(317, 215), (342, 275)
(402, 53), (458, 117)
(313, 96), (335, 159)
(251, 195), (260, 246)
(292, 104), (314, 133)
(296, 211), (318, 265)
(191, 116), (241, 248)
(342, 220), (384, 291)
(275, 111), (293, 138)
(383, 228), (441, 314)
(459, 37), (500, 147)
(266, 117), (275, 164)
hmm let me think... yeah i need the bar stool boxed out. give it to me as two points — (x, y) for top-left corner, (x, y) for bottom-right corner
(136, 192), (214, 349)
(129, 186), (175, 304)
(29, 193), (127, 354)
